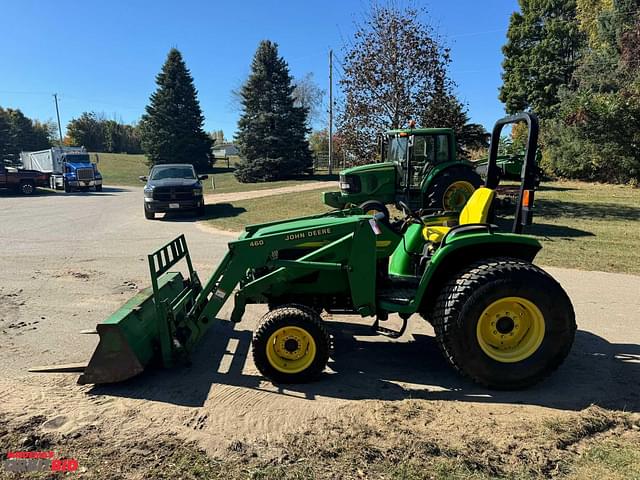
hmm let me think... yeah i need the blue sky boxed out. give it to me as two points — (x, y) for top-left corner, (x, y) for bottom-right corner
(0, 0), (518, 139)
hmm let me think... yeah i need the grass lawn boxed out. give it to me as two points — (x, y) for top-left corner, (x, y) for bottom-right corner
(95, 152), (336, 193)
(93, 152), (148, 187)
(529, 182), (640, 274)
(204, 181), (640, 275)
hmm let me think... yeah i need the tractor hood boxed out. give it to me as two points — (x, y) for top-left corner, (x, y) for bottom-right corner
(250, 215), (360, 238)
(322, 161), (397, 209)
(340, 161), (395, 176)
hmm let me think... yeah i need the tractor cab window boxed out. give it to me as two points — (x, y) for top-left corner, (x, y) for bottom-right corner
(387, 136), (408, 164)
(434, 135), (450, 163)
(410, 136), (435, 187)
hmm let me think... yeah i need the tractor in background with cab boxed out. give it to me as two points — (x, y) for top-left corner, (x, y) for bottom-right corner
(323, 122), (484, 218)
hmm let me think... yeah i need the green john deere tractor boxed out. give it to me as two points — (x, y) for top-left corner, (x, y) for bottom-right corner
(32, 113), (576, 390)
(323, 124), (483, 218)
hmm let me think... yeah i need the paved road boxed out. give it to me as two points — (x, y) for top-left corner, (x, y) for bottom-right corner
(0, 186), (638, 450)
(0, 187), (235, 375)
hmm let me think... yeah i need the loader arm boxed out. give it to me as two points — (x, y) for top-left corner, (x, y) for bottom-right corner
(34, 210), (393, 385)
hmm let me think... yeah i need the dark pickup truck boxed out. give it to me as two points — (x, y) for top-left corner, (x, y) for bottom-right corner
(0, 165), (50, 195)
(140, 163), (208, 219)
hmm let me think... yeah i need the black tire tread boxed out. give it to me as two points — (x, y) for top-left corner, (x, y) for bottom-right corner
(431, 257), (576, 389)
(359, 200), (390, 223)
(425, 165), (482, 210)
(252, 306), (330, 384)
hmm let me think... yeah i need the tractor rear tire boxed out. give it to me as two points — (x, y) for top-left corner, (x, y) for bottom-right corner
(252, 306), (330, 384)
(425, 166), (482, 211)
(359, 200), (390, 222)
(431, 257), (575, 390)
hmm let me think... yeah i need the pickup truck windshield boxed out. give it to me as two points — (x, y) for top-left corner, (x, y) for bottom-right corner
(150, 166), (196, 180)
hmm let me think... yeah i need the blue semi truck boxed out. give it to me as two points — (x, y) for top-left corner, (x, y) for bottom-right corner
(20, 146), (103, 192)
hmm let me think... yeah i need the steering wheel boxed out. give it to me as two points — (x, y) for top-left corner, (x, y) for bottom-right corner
(397, 201), (422, 222)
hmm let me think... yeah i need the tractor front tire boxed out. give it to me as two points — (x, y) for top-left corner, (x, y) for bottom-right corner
(252, 306), (330, 384)
(432, 257), (576, 390)
(425, 166), (482, 211)
(359, 200), (390, 222)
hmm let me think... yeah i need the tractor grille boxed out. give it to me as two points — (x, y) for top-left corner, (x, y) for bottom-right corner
(76, 168), (95, 181)
(152, 186), (194, 201)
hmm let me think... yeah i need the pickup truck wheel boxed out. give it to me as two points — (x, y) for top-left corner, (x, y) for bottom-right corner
(95, 185), (103, 192)
(19, 181), (35, 195)
(144, 208), (155, 220)
(253, 306), (330, 384)
(64, 181), (71, 193)
(431, 257), (576, 389)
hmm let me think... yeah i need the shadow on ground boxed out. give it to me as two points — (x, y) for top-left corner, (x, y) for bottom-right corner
(159, 203), (246, 222)
(493, 216), (594, 238)
(535, 199), (640, 221)
(537, 184), (578, 192)
(91, 318), (639, 413)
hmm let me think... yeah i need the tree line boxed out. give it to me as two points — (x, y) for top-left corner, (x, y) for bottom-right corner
(66, 113), (143, 154)
(0, 107), (54, 164)
(501, 0), (640, 183)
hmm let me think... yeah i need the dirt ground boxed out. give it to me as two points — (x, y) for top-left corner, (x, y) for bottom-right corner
(0, 187), (638, 478)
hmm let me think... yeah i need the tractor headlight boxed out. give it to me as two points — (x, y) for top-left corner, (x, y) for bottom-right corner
(339, 174), (361, 193)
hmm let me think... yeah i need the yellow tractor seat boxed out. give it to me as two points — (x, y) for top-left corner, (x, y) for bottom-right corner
(422, 187), (496, 244)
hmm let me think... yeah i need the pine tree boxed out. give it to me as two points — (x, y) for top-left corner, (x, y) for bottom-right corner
(140, 48), (212, 170)
(235, 40), (312, 182)
(0, 111), (16, 163)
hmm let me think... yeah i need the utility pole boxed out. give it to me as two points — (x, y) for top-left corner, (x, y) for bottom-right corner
(53, 93), (63, 146)
(328, 49), (333, 175)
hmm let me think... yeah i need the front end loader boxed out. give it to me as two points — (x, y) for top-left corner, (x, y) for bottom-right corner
(32, 113), (576, 390)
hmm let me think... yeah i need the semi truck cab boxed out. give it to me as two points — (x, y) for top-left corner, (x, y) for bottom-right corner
(59, 152), (103, 192)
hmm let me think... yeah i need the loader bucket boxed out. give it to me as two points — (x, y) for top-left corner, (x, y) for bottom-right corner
(77, 272), (185, 384)
(31, 235), (204, 384)
(78, 272), (183, 384)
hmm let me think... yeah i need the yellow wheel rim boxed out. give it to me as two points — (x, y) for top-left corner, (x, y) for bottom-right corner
(365, 208), (381, 215)
(443, 181), (475, 211)
(476, 297), (545, 363)
(266, 326), (317, 374)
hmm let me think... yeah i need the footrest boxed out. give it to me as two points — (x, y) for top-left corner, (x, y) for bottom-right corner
(372, 316), (409, 339)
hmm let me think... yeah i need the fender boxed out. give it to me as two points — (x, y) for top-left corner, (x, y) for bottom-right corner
(379, 231), (542, 314)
